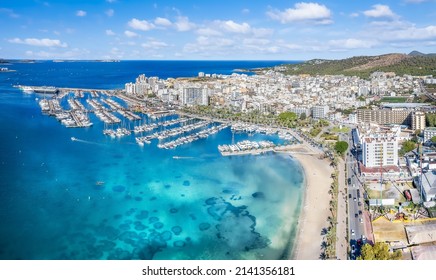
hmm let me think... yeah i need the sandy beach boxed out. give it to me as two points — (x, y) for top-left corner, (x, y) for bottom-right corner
(289, 150), (334, 260)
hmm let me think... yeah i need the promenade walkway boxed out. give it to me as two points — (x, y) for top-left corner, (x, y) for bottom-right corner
(336, 159), (348, 260)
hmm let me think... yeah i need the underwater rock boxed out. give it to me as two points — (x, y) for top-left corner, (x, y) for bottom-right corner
(171, 226), (182, 235)
(182, 180), (190, 186)
(135, 210), (149, 220)
(199, 222), (211, 231)
(160, 231), (172, 241)
(205, 197), (270, 251)
(149, 217), (159, 223)
(153, 222), (164, 229)
(173, 241), (185, 247)
(251, 192), (265, 199)
(169, 208), (178, 214)
(135, 224), (146, 231)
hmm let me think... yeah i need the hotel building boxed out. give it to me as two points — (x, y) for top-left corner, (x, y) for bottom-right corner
(362, 132), (398, 168)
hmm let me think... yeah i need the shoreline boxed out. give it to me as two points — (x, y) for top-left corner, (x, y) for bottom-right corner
(288, 151), (333, 260)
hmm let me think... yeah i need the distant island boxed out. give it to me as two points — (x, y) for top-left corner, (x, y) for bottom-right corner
(52, 59), (120, 63)
(275, 51), (436, 79)
(0, 67), (15, 72)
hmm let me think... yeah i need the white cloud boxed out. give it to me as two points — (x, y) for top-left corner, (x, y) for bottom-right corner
(174, 16), (196, 31)
(196, 28), (223, 36)
(105, 9), (114, 17)
(252, 28), (274, 37)
(24, 48), (90, 59)
(363, 4), (396, 18)
(8, 38), (68, 47)
(201, 20), (272, 37)
(76, 10), (87, 17)
(350, 13), (359, 18)
(141, 40), (168, 49)
(243, 38), (270, 46)
(267, 2), (332, 24)
(106, 29), (115, 36)
(384, 25), (436, 41)
(128, 18), (155, 31)
(329, 38), (377, 49)
(124, 30), (138, 38)
(218, 20), (251, 34)
(0, 8), (19, 18)
(242, 8), (250, 14)
(154, 17), (172, 27)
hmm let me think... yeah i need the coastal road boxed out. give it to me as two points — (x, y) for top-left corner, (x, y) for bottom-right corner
(336, 159), (348, 260)
(343, 131), (365, 259)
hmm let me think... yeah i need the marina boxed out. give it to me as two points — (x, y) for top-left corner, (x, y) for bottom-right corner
(23, 84), (299, 154)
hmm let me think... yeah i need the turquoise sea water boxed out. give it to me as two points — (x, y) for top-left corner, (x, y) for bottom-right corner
(0, 61), (304, 260)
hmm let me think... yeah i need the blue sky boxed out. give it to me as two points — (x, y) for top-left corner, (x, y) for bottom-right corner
(0, 0), (435, 60)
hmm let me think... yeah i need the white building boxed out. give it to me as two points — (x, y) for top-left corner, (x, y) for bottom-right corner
(411, 111), (426, 131)
(424, 127), (436, 143)
(288, 106), (311, 118)
(348, 113), (357, 124)
(125, 82), (136, 95)
(362, 133), (398, 168)
(181, 87), (209, 106)
(414, 171), (436, 202)
(312, 105), (329, 119)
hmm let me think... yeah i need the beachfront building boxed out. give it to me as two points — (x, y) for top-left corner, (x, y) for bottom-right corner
(125, 82), (136, 95)
(288, 106), (311, 118)
(362, 135), (398, 168)
(424, 127), (436, 144)
(312, 105), (329, 119)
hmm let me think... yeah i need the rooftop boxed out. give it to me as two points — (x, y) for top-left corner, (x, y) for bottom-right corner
(382, 103), (430, 109)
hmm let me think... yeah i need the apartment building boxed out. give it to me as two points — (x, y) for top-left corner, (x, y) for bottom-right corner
(362, 133), (398, 168)
(357, 108), (412, 126)
(411, 111), (426, 131)
(312, 105), (329, 119)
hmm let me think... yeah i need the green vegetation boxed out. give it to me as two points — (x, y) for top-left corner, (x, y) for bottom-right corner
(317, 119), (330, 127)
(426, 113), (436, 127)
(310, 127), (322, 137)
(431, 136), (436, 143)
(321, 133), (339, 141)
(380, 96), (408, 103)
(277, 112), (297, 127)
(331, 126), (350, 133)
(338, 108), (355, 116)
(334, 141), (348, 156)
(399, 140), (416, 156)
(358, 242), (402, 260)
(281, 54), (436, 79)
(182, 106), (310, 128)
(322, 169), (339, 259)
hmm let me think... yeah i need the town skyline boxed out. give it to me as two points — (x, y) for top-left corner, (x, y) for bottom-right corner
(1, 0), (435, 60)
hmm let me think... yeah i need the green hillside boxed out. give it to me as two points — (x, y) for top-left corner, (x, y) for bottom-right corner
(281, 53), (436, 79)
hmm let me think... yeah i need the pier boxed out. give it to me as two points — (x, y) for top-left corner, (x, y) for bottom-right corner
(218, 140), (300, 156)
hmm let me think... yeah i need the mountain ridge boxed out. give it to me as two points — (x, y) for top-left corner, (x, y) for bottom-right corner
(282, 52), (436, 78)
